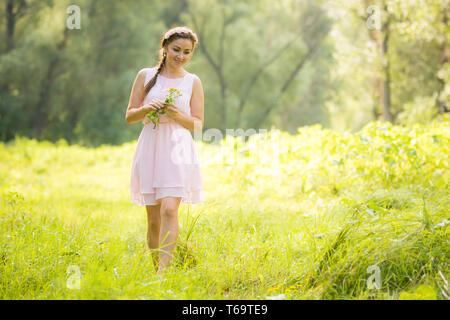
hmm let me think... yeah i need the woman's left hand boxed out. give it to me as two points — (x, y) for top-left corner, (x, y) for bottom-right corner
(165, 103), (181, 120)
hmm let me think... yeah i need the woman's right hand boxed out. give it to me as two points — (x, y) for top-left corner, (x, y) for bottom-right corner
(143, 98), (165, 113)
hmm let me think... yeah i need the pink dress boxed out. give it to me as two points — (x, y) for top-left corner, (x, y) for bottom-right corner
(130, 67), (205, 206)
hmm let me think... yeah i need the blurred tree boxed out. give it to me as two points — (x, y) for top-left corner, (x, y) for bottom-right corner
(352, 0), (393, 122)
(326, 0), (448, 129)
(0, 0), (447, 144)
(3, 0), (48, 53)
(183, 0), (333, 133)
(251, 1), (333, 129)
(0, 0), (166, 145)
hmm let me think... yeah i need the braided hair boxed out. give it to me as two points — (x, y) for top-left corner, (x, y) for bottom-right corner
(141, 26), (198, 104)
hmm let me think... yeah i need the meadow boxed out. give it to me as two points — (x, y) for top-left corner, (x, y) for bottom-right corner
(0, 120), (448, 299)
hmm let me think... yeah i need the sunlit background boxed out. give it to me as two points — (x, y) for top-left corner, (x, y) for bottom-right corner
(0, 0), (448, 145)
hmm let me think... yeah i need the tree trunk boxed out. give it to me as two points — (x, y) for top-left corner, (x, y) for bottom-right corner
(6, 0), (15, 52)
(436, 9), (449, 114)
(33, 28), (69, 139)
(381, 29), (393, 122)
(188, 5), (228, 130)
(436, 44), (450, 114)
(252, 40), (322, 129)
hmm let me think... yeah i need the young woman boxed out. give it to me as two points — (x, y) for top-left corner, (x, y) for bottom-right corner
(125, 26), (205, 275)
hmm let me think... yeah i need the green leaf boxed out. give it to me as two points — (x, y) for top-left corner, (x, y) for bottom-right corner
(399, 285), (437, 300)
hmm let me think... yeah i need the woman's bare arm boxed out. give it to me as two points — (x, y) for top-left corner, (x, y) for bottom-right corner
(125, 69), (148, 124)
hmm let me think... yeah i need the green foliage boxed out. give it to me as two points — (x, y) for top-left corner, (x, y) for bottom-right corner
(4, 0), (448, 145)
(0, 120), (448, 299)
(326, 0), (449, 131)
(0, 0), (167, 146)
(399, 284), (437, 300)
(396, 95), (441, 126)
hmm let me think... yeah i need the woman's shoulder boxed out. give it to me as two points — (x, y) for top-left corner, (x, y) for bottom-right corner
(187, 71), (200, 82)
(138, 67), (157, 76)
(137, 67), (157, 87)
(190, 73), (201, 88)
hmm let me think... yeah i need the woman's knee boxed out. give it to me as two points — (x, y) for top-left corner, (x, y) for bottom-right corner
(160, 198), (181, 219)
(160, 206), (178, 219)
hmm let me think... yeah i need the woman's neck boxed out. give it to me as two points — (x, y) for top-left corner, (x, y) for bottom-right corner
(161, 65), (185, 77)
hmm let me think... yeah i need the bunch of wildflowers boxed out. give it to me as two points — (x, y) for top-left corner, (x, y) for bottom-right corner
(146, 88), (182, 129)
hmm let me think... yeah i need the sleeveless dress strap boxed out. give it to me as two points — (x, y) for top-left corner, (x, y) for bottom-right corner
(186, 73), (196, 97)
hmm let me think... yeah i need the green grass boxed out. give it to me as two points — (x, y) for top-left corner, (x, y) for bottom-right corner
(0, 120), (449, 299)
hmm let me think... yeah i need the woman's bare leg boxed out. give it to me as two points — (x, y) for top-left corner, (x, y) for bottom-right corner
(157, 197), (182, 275)
(146, 203), (161, 272)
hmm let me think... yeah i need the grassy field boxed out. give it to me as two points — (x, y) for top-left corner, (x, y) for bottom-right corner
(0, 120), (449, 299)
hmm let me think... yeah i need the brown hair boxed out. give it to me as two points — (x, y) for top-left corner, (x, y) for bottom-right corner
(141, 26), (198, 104)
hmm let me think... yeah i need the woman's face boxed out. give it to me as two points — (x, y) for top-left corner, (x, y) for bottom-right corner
(165, 38), (194, 69)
